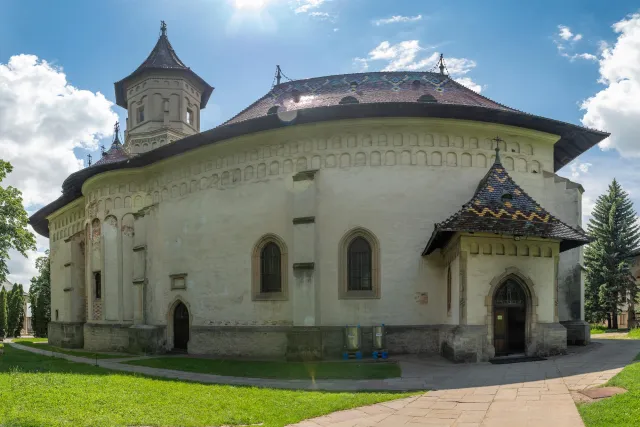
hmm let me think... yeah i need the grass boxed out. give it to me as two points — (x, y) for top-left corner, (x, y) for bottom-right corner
(12, 339), (127, 359)
(126, 356), (402, 380)
(590, 325), (606, 335)
(579, 330), (640, 426)
(13, 337), (48, 343)
(579, 353), (640, 426)
(0, 346), (414, 427)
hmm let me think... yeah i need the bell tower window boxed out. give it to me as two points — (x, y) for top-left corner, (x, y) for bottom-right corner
(137, 106), (145, 124)
(187, 108), (194, 126)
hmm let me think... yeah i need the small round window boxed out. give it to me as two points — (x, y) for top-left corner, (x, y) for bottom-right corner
(339, 96), (359, 105)
(267, 106), (279, 115)
(417, 94), (438, 103)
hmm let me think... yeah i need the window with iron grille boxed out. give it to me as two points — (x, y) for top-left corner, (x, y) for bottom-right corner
(260, 242), (281, 293)
(94, 271), (101, 300)
(347, 237), (372, 291)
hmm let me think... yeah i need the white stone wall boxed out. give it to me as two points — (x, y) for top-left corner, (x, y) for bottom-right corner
(46, 117), (570, 341)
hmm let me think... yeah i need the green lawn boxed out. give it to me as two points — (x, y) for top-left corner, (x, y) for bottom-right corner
(579, 329), (640, 427)
(12, 339), (128, 359)
(126, 356), (402, 380)
(13, 337), (48, 343)
(0, 346), (414, 427)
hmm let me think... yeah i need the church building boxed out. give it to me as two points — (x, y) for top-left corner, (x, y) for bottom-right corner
(30, 23), (608, 362)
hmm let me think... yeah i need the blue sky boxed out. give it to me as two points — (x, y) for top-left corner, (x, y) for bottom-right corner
(1, 0), (640, 284)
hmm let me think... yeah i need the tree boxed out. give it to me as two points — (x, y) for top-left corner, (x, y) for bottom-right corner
(7, 283), (25, 337)
(584, 179), (640, 328)
(0, 287), (7, 339)
(30, 252), (51, 337)
(0, 160), (36, 284)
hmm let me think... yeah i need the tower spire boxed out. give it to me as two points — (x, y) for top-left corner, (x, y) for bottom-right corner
(438, 53), (446, 75)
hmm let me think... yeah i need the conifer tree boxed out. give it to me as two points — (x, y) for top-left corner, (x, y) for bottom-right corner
(30, 252), (50, 337)
(584, 179), (640, 328)
(0, 288), (7, 339)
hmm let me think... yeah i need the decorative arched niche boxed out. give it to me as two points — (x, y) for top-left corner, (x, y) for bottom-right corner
(251, 234), (289, 301)
(484, 267), (539, 358)
(338, 227), (381, 299)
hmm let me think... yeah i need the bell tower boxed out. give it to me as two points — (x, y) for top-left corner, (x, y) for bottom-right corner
(114, 22), (214, 155)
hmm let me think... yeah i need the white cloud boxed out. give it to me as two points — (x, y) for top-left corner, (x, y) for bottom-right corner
(0, 54), (117, 285)
(555, 24), (594, 61)
(558, 25), (582, 42)
(354, 40), (482, 91)
(353, 57), (369, 72)
(309, 11), (334, 20)
(293, 0), (325, 13)
(0, 54), (117, 207)
(373, 15), (423, 26)
(569, 162), (593, 179)
(455, 77), (482, 93)
(581, 13), (640, 156)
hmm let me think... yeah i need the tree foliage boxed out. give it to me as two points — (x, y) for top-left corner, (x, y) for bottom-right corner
(0, 287), (7, 338)
(7, 283), (25, 337)
(584, 179), (640, 328)
(0, 160), (36, 283)
(30, 251), (51, 337)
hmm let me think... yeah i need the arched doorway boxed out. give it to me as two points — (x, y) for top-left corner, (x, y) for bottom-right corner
(493, 279), (526, 356)
(173, 302), (190, 352)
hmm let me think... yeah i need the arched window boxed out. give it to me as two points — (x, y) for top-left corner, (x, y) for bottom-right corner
(267, 106), (279, 115)
(446, 266), (452, 314)
(348, 237), (372, 291)
(339, 228), (381, 299)
(260, 242), (281, 293)
(252, 234), (288, 301)
(418, 94), (438, 103)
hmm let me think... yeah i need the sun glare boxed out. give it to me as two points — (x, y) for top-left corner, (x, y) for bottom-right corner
(234, 0), (267, 9)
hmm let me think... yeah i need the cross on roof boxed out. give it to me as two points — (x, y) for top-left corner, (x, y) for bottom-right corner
(114, 121), (120, 135)
(161, 21), (167, 36)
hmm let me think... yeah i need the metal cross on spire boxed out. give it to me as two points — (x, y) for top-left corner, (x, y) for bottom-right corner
(160, 21), (167, 36)
(491, 136), (504, 163)
(438, 54), (446, 75)
(87, 154), (92, 167)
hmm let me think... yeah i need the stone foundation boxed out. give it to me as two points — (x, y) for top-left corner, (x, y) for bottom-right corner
(532, 322), (567, 356)
(561, 320), (590, 345)
(47, 322), (570, 361)
(48, 322), (84, 348)
(84, 323), (132, 352)
(440, 325), (488, 363)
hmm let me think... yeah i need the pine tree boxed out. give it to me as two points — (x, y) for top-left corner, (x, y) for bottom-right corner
(13, 284), (25, 337)
(584, 179), (640, 328)
(0, 288), (7, 339)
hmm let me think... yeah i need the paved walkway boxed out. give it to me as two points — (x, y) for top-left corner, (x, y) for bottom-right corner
(8, 337), (640, 427)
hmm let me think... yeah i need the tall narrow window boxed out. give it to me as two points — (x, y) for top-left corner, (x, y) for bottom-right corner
(260, 242), (281, 293)
(447, 266), (452, 314)
(137, 106), (145, 124)
(187, 108), (194, 126)
(347, 237), (372, 291)
(94, 271), (102, 300)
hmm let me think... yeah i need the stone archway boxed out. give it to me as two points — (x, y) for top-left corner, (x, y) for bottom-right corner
(485, 268), (539, 358)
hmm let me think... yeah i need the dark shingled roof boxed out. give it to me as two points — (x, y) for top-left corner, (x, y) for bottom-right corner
(113, 25), (213, 109)
(224, 72), (515, 125)
(422, 148), (590, 255)
(93, 134), (130, 166)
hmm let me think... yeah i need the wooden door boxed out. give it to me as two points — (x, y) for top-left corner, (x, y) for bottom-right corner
(494, 308), (507, 356)
(173, 302), (190, 351)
